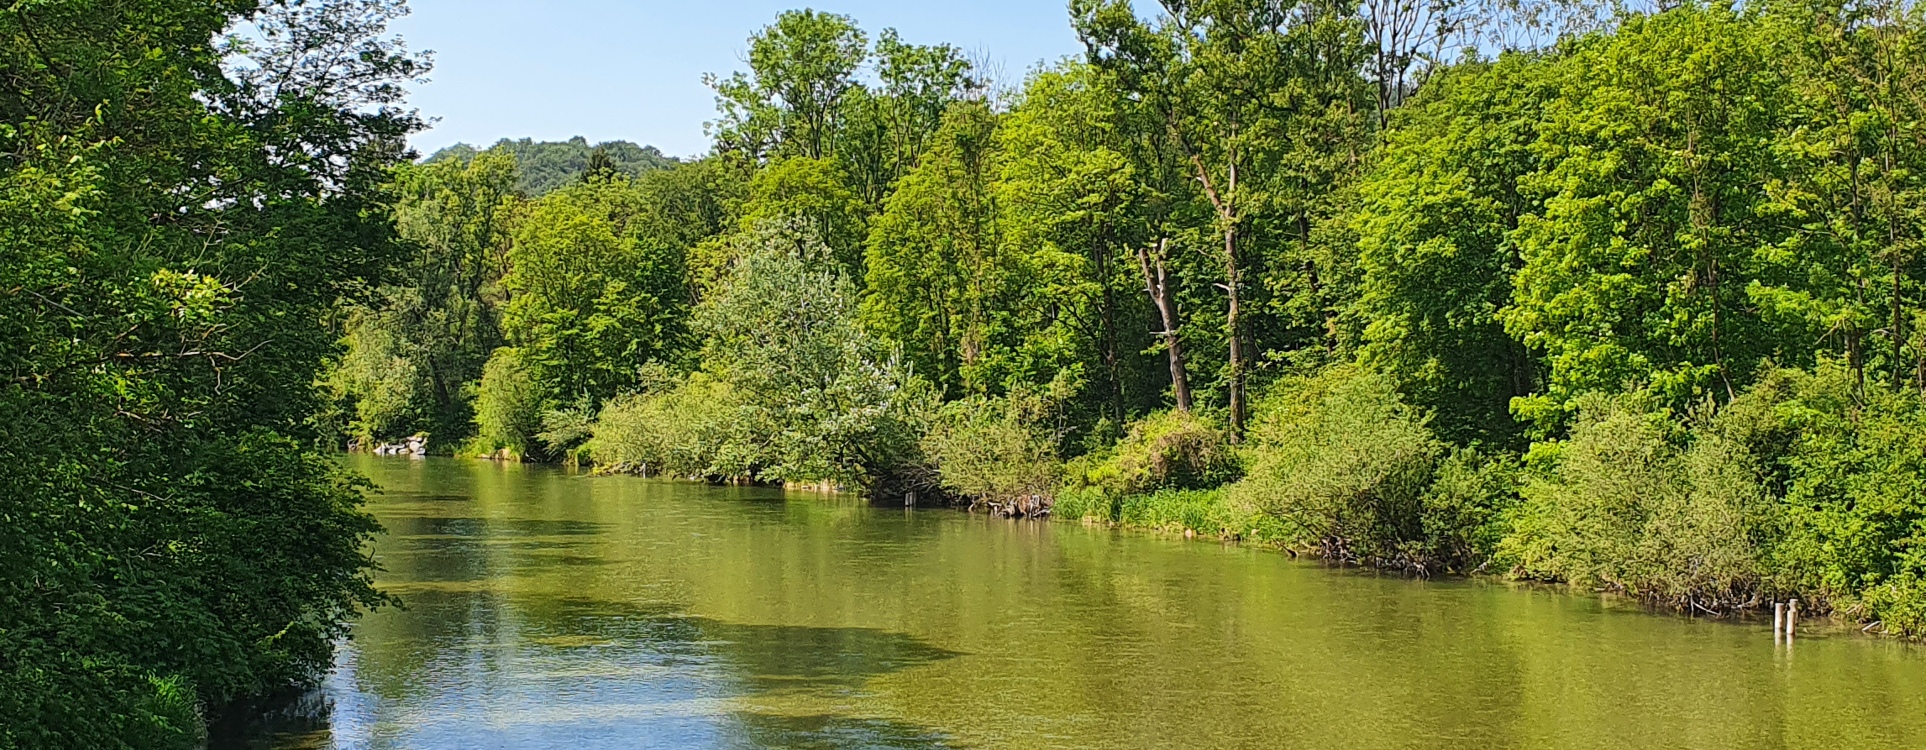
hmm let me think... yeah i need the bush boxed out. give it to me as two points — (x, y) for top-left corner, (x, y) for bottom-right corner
(1762, 364), (1926, 632)
(1227, 365), (1443, 566)
(1063, 409), (1238, 500)
(470, 347), (545, 459)
(1496, 394), (1773, 611)
(1115, 489), (1287, 542)
(586, 372), (753, 480)
(324, 308), (425, 444)
(585, 221), (934, 492)
(1418, 448), (1522, 573)
(922, 388), (1063, 515)
(1051, 486), (1117, 523)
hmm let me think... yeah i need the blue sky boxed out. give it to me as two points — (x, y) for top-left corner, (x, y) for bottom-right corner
(391, 1), (1087, 158)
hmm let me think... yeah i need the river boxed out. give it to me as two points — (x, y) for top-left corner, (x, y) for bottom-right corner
(216, 456), (1926, 749)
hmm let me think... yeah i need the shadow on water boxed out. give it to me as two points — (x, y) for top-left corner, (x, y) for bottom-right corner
(536, 597), (967, 693)
(208, 596), (963, 750)
(726, 713), (958, 750)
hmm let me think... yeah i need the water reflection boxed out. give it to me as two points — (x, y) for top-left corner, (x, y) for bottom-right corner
(212, 457), (1926, 750)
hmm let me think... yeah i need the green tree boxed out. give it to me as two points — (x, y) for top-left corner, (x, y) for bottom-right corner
(1502, 7), (1796, 429)
(1351, 53), (1551, 445)
(1076, 0), (1376, 433)
(0, 0), (422, 744)
(428, 136), (676, 196)
(696, 221), (933, 489)
(707, 9), (869, 161)
(863, 102), (1012, 394)
(328, 147), (520, 445)
(499, 174), (690, 424)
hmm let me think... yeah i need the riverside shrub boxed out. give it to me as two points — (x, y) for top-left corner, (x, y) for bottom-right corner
(586, 372), (753, 480)
(1497, 394), (1775, 611)
(922, 388), (1063, 514)
(470, 347), (546, 459)
(1062, 410), (1238, 500)
(1763, 365), (1926, 633)
(1227, 366), (1444, 566)
(1418, 448), (1522, 573)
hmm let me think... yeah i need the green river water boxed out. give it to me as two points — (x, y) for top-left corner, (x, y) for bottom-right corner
(218, 456), (1926, 749)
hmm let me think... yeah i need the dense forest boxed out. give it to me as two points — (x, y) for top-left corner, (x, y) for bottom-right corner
(15, 0), (1926, 746)
(426, 136), (678, 195)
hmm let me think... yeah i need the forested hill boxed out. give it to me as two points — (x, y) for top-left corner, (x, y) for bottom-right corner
(427, 137), (676, 195)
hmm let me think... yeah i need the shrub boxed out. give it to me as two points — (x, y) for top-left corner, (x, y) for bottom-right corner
(1496, 394), (1773, 611)
(1418, 448), (1522, 573)
(586, 221), (935, 492)
(585, 372), (753, 480)
(1051, 486), (1117, 523)
(325, 308), (425, 444)
(922, 388), (1063, 515)
(1115, 489), (1287, 542)
(1227, 365), (1443, 566)
(1764, 364), (1926, 631)
(1063, 409), (1238, 500)
(470, 347), (546, 459)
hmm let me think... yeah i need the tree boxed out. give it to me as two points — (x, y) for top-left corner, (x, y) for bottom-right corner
(707, 9), (869, 162)
(863, 102), (1011, 394)
(1351, 53), (1551, 445)
(1502, 7), (1796, 429)
(428, 136), (677, 196)
(1, 0), (422, 744)
(1076, 0), (1375, 434)
(497, 173), (690, 441)
(995, 64), (1170, 421)
(838, 29), (982, 204)
(698, 221), (932, 489)
(328, 147), (520, 445)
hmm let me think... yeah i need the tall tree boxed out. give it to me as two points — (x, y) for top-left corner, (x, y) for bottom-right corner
(1502, 7), (1795, 428)
(1350, 53), (1551, 445)
(1, 0), (423, 743)
(329, 147), (520, 444)
(707, 9), (869, 162)
(1076, 0), (1374, 433)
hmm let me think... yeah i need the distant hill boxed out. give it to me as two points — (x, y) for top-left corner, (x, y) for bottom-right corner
(426, 137), (678, 196)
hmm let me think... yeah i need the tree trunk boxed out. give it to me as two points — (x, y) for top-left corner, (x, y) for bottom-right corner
(1186, 151), (1246, 435)
(1225, 224), (1245, 437)
(1096, 229), (1125, 423)
(1139, 238), (1192, 412)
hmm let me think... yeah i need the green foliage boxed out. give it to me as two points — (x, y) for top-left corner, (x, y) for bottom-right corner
(586, 371), (753, 479)
(694, 222), (933, 489)
(922, 386), (1068, 514)
(863, 102), (1017, 393)
(1419, 448), (1523, 573)
(730, 156), (870, 277)
(1752, 365), (1926, 633)
(502, 173), (691, 408)
(0, 0), (417, 742)
(429, 136), (676, 196)
(1351, 53), (1550, 446)
(326, 147), (520, 447)
(1502, 8), (1800, 428)
(1496, 394), (1775, 609)
(709, 9), (869, 161)
(590, 222), (932, 491)
(326, 307), (425, 442)
(1063, 409), (1239, 500)
(471, 347), (544, 458)
(1228, 366), (1444, 566)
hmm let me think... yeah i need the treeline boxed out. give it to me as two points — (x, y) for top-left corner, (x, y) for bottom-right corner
(2, 0), (425, 747)
(427, 136), (678, 195)
(336, 0), (1926, 638)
